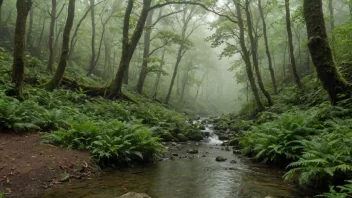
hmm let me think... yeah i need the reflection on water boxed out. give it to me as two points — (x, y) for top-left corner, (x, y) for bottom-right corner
(38, 142), (300, 198)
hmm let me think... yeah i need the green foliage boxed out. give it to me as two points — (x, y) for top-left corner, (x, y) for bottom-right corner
(240, 110), (318, 163)
(0, 190), (5, 198)
(284, 118), (352, 185)
(45, 120), (164, 166)
(318, 181), (352, 198)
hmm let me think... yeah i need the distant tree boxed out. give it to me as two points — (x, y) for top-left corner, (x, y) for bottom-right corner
(45, 0), (75, 90)
(285, 0), (302, 88)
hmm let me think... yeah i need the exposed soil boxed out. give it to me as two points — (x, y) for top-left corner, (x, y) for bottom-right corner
(0, 132), (98, 198)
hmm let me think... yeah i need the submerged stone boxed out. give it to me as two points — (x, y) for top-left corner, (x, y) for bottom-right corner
(117, 192), (151, 198)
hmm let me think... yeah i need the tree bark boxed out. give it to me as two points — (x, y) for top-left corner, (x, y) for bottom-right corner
(258, 0), (277, 94)
(285, 0), (302, 88)
(26, 5), (34, 49)
(107, 0), (152, 99)
(234, 0), (264, 110)
(328, 0), (334, 32)
(9, 0), (32, 99)
(303, 0), (351, 104)
(136, 8), (155, 94)
(87, 0), (96, 76)
(45, 0), (75, 90)
(47, 0), (57, 73)
(153, 48), (165, 99)
(245, 0), (273, 106)
(165, 44), (184, 104)
(0, 0), (3, 31)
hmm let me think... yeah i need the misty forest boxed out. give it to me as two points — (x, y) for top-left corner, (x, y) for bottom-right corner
(0, 0), (352, 197)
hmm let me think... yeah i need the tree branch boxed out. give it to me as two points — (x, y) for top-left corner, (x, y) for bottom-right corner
(152, 10), (183, 26)
(149, 2), (237, 24)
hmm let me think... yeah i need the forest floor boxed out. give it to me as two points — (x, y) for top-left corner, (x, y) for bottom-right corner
(0, 132), (99, 198)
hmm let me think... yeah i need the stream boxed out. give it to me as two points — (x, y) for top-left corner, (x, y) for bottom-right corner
(37, 120), (301, 198)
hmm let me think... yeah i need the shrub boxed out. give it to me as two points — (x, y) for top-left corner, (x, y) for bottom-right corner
(44, 120), (164, 166)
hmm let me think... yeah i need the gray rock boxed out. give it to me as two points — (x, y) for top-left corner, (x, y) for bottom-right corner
(117, 192), (151, 198)
(187, 149), (199, 154)
(230, 160), (237, 164)
(233, 150), (241, 154)
(215, 156), (227, 162)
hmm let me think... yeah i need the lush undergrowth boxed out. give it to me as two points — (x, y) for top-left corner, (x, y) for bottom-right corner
(0, 52), (203, 167)
(214, 75), (352, 197)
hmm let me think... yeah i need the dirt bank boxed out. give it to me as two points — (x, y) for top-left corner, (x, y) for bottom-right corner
(0, 132), (98, 198)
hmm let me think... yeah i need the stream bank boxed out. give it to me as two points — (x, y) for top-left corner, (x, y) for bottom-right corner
(37, 120), (302, 198)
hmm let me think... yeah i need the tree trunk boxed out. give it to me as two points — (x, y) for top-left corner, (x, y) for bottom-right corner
(107, 0), (152, 99)
(285, 0), (302, 88)
(245, 0), (273, 106)
(123, 67), (129, 85)
(87, 0), (96, 76)
(0, 0), (3, 31)
(47, 0), (56, 73)
(136, 9), (155, 94)
(234, 0), (264, 110)
(164, 44), (184, 104)
(45, 0), (75, 90)
(9, 0), (32, 99)
(303, 0), (351, 104)
(258, 0), (277, 94)
(153, 48), (165, 99)
(328, 0), (334, 32)
(26, 5), (34, 49)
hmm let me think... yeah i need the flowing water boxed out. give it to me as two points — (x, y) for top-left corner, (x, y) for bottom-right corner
(38, 121), (301, 198)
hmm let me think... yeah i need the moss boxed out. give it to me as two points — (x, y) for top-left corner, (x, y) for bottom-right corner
(188, 131), (203, 141)
(176, 133), (188, 142)
(160, 132), (178, 142)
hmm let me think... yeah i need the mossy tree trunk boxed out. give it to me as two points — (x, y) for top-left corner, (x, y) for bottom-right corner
(303, 0), (351, 104)
(10, 0), (32, 99)
(285, 0), (302, 89)
(136, 9), (155, 94)
(107, 0), (152, 99)
(47, 0), (56, 73)
(87, 0), (96, 76)
(45, 0), (75, 91)
(0, 0), (3, 31)
(258, 0), (277, 94)
(245, 0), (273, 106)
(234, 0), (264, 110)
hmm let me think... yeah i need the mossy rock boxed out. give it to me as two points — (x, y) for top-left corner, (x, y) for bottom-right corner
(160, 132), (178, 142)
(176, 133), (188, 142)
(188, 131), (203, 141)
(228, 139), (239, 146)
(229, 120), (253, 132)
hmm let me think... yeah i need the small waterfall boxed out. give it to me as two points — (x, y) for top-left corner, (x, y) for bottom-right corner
(194, 118), (223, 145)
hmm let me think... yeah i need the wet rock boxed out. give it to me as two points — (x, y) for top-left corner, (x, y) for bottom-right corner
(228, 139), (239, 146)
(188, 131), (203, 141)
(221, 141), (229, 146)
(230, 160), (237, 164)
(176, 134), (188, 142)
(215, 156), (227, 162)
(187, 149), (199, 154)
(202, 155), (206, 157)
(218, 134), (230, 141)
(202, 131), (211, 138)
(225, 147), (231, 151)
(233, 150), (241, 154)
(171, 142), (178, 146)
(117, 192), (151, 198)
(199, 125), (206, 130)
(172, 153), (179, 157)
(161, 132), (178, 142)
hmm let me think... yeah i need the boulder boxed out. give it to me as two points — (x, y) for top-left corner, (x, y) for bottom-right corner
(117, 192), (151, 198)
(228, 139), (239, 146)
(187, 149), (199, 154)
(160, 132), (178, 142)
(218, 134), (230, 141)
(176, 133), (188, 142)
(215, 156), (227, 162)
(188, 131), (203, 141)
(230, 160), (237, 164)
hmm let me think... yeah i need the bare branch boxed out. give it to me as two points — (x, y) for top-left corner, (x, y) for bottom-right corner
(149, 2), (237, 24)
